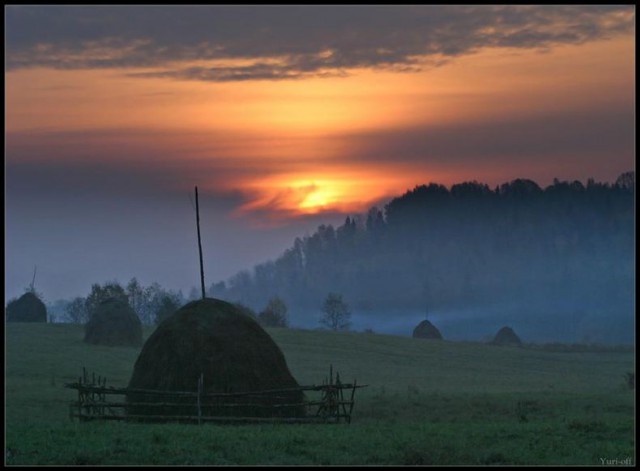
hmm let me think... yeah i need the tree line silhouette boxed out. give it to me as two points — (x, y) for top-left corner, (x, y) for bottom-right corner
(210, 172), (634, 324)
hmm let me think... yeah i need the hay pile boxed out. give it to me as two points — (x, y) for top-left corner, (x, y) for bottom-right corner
(412, 319), (443, 340)
(6, 292), (47, 323)
(127, 298), (304, 419)
(84, 297), (142, 347)
(491, 326), (522, 346)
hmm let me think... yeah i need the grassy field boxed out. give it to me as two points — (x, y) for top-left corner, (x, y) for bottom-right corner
(5, 322), (635, 465)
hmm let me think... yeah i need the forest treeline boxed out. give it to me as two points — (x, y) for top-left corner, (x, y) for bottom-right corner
(210, 172), (635, 323)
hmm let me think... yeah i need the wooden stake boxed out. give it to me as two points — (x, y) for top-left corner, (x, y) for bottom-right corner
(197, 373), (204, 425)
(195, 186), (206, 300)
(349, 379), (357, 423)
(30, 265), (37, 292)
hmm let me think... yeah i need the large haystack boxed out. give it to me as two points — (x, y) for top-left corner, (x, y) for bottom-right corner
(6, 292), (47, 323)
(84, 297), (142, 347)
(127, 298), (304, 419)
(491, 326), (522, 346)
(413, 319), (443, 340)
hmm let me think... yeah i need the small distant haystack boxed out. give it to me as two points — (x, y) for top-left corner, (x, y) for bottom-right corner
(127, 298), (305, 418)
(6, 292), (47, 323)
(413, 319), (443, 340)
(491, 326), (522, 346)
(84, 297), (142, 347)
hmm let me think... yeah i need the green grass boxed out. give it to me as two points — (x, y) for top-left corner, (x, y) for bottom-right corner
(5, 322), (635, 465)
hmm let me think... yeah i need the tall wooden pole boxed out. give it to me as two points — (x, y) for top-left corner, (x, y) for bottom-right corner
(30, 265), (37, 292)
(195, 186), (205, 300)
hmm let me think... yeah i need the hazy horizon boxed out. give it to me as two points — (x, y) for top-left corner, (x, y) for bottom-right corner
(5, 6), (635, 310)
(6, 172), (632, 305)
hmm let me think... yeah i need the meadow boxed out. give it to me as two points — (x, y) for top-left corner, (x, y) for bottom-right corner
(5, 322), (635, 465)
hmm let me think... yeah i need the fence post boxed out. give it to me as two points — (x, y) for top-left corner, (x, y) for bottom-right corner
(348, 379), (357, 424)
(197, 373), (203, 425)
(91, 372), (96, 415)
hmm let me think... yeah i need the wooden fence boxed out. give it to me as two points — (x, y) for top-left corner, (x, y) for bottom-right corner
(65, 366), (366, 424)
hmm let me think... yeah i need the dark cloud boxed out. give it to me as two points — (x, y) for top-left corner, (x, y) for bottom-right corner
(5, 142), (250, 206)
(335, 103), (635, 170)
(5, 126), (306, 176)
(5, 5), (634, 81)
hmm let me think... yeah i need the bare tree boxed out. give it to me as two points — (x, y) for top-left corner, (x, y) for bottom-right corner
(320, 293), (351, 331)
(126, 277), (146, 319)
(66, 297), (88, 324)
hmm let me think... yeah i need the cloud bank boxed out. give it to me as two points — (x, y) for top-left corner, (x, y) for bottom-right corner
(6, 5), (634, 81)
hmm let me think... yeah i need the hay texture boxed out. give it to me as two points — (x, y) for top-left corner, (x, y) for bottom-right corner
(84, 297), (142, 347)
(491, 326), (522, 346)
(127, 298), (304, 419)
(6, 292), (47, 323)
(412, 319), (443, 340)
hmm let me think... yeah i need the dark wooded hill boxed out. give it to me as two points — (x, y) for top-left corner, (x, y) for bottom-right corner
(210, 173), (634, 342)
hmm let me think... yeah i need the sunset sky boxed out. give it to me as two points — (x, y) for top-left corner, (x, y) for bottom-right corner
(5, 5), (635, 303)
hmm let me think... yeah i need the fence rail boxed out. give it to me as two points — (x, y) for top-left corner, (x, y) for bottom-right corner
(65, 366), (366, 424)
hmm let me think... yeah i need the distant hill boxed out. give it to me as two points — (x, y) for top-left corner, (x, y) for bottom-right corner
(210, 173), (634, 343)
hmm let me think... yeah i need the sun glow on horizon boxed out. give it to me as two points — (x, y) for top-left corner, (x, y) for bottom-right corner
(299, 189), (336, 212)
(233, 169), (410, 222)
